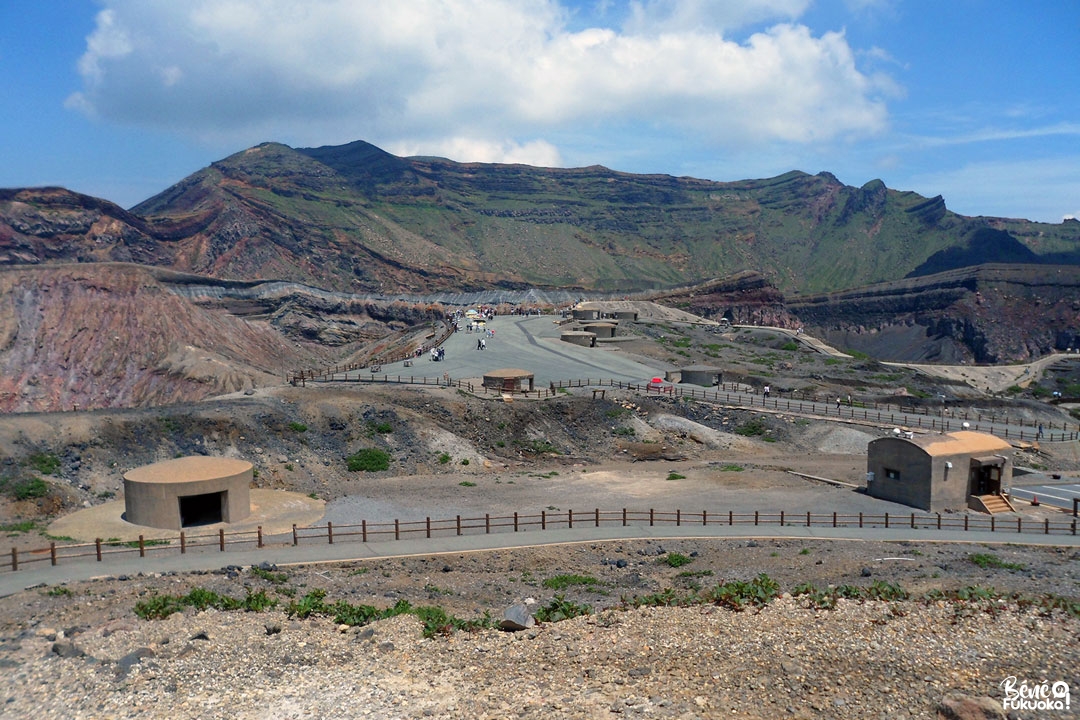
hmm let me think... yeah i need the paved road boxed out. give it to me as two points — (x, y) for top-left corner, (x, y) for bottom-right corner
(325, 315), (1074, 443)
(354, 315), (668, 386)
(4, 521), (1079, 599)
(1010, 483), (1080, 513)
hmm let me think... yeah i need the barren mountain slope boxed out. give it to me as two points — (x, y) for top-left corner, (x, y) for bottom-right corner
(0, 263), (322, 413)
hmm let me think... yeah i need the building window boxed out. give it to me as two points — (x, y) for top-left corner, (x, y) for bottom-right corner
(885, 468), (901, 480)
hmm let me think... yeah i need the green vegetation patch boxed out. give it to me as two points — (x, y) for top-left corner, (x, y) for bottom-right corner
(968, 552), (1025, 571)
(27, 453), (61, 476)
(734, 418), (768, 437)
(346, 448), (391, 472)
(542, 574), (601, 590)
(662, 552), (693, 568)
(135, 588), (276, 620)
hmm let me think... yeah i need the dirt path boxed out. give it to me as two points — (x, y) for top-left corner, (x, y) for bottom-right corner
(884, 353), (1073, 393)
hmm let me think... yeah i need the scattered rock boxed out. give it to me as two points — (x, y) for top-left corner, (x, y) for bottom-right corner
(500, 604), (535, 631)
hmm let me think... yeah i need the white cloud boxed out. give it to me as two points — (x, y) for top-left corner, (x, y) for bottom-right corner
(68, 0), (890, 164)
(622, 0), (810, 34)
(385, 137), (563, 167)
(906, 156), (1080, 223)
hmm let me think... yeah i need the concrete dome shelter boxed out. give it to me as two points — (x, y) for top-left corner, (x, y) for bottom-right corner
(482, 368), (535, 393)
(124, 456), (253, 530)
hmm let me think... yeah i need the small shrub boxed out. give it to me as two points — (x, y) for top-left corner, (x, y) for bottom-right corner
(47, 586), (74, 597)
(780, 341), (799, 352)
(10, 478), (49, 500)
(708, 573), (780, 610)
(542, 574), (601, 590)
(287, 422), (308, 433)
(367, 420), (393, 435)
(438, 453), (451, 464)
(459, 481), (476, 487)
(460, 458), (470, 465)
(284, 463), (295, 471)
(251, 566), (289, 584)
(665, 472), (686, 481)
(533, 595), (591, 623)
(518, 439), (558, 455)
(968, 552), (1025, 571)
(27, 453), (61, 476)
(719, 464), (744, 472)
(0, 520), (38, 533)
(663, 552), (693, 568)
(346, 448), (390, 472)
(734, 418), (768, 437)
(612, 426), (635, 436)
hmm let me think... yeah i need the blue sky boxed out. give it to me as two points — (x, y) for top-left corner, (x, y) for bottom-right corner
(2, 1), (1078, 222)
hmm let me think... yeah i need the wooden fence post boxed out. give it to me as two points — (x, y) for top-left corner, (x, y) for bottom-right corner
(219, 529), (225, 551)
(426, 517), (431, 539)
(514, 512), (518, 532)
(257, 526), (263, 548)
(595, 508), (600, 527)
(457, 515), (462, 536)
(650, 509), (654, 526)
(292, 524), (298, 546)
(96, 538), (102, 561)
(362, 519), (367, 542)
(139, 535), (146, 558)
(622, 508), (627, 526)
(395, 519), (400, 540)
(568, 509), (573, 529)
(328, 521), (334, 545)
(541, 511), (546, 530)
(50, 542), (57, 566)
(11, 547), (17, 571)
(181, 532), (186, 554)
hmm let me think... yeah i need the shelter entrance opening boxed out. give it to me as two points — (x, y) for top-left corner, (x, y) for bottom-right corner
(969, 457), (1003, 496)
(179, 491), (226, 527)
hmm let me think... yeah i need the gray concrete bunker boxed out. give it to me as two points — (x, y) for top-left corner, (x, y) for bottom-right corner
(123, 456), (253, 530)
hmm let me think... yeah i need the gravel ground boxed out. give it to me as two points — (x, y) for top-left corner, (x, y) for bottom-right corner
(2, 538), (1078, 719)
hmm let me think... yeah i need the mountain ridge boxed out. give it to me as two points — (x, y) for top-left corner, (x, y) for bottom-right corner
(4, 140), (1078, 296)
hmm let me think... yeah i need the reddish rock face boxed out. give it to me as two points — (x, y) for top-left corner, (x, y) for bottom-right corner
(0, 264), (313, 413)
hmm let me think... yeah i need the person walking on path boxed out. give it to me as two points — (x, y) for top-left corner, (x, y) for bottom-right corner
(836, 397), (842, 412)
(763, 385), (770, 399)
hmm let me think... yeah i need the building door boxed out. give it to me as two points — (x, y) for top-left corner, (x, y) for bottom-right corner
(969, 464), (1001, 496)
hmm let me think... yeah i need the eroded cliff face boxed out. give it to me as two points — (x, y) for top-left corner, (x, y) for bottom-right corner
(653, 271), (794, 327)
(788, 265), (1080, 363)
(0, 264), (321, 413)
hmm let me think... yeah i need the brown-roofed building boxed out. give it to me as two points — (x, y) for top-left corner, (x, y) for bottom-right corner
(866, 431), (1013, 512)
